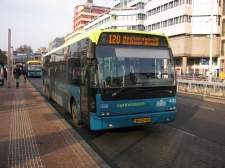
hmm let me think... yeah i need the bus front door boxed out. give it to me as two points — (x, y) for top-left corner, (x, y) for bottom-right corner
(80, 66), (91, 124)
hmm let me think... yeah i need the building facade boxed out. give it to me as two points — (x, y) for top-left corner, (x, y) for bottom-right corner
(48, 37), (65, 51)
(65, 0), (111, 41)
(221, 0), (225, 71)
(84, 0), (146, 32)
(144, 0), (223, 77)
(61, 0), (225, 77)
(73, 0), (110, 34)
(84, 7), (145, 31)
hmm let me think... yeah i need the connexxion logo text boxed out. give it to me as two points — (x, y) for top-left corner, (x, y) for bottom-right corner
(117, 102), (145, 108)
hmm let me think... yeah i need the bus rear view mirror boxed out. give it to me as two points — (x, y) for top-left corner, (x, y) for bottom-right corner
(87, 40), (94, 59)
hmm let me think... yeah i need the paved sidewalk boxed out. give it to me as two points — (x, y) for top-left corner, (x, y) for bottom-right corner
(0, 78), (109, 168)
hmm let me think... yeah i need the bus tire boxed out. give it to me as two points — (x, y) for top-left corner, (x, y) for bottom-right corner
(72, 100), (82, 125)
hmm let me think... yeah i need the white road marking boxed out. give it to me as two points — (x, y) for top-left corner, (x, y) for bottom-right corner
(178, 101), (215, 111)
(199, 106), (215, 111)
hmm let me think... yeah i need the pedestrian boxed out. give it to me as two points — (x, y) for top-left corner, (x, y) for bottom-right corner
(22, 68), (28, 84)
(0, 68), (3, 86)
(0, 69), (2, 77)
(218, 69), (225, 82)
(4, 67), (7, 80)
(13, 65), (22, 88)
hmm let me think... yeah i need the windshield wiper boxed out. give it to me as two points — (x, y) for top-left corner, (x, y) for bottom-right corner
(111, 82), (141, 97)
(112, 87), (125, 97)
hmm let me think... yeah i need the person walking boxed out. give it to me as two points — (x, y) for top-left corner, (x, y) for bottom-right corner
(0, 69), (2, 77)
(13, 65), (22, 88)
(22, 68), (28, 84)
(218, 69), (225, 82)
(4, 67), (7, 80)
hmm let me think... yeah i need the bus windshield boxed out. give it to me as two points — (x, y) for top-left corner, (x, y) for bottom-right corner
(28, 65), (42, 71)
(95, 45), (175, 88)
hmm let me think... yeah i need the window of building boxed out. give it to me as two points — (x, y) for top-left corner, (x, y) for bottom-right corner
(200, 58), (209, 65)
(189, 16), (192, 23)
(174, 59), (181, 66)
(195, 58), (200, 65)
(222, 19), (225, 36)
(163, 20), (167, 27)
(153, 8), (156, 15)
(168, 19), (173, 26)
(137, 2), (145, 9)
(161, 5), (164, 12)
(174, 0), (179, 7)
(174, 17), (179, 24)
(138, 25), (144, 31)
(164, 3), (168, 10)
(152, 24), (155, 30)
(138, 14), (145, 20)
(221, 40), (225, 56)
(156, 22), (160, 29)
(188, 58), (194, 66)
(217, 15), (221, 26)
(157, 7), (160, 13)
(180, 16), (183, 23)
(169, 1), (174, 9)
(184, 15), (188, 22)
(180, 0), (183, 5)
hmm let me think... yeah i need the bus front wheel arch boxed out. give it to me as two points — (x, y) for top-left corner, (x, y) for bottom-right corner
(71, 100), (82, 125)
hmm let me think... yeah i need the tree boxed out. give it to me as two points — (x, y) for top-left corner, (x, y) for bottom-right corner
(16, 45), (33, 53)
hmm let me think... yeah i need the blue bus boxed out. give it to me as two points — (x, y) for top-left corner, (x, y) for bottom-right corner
(42, 29), (177, 130)
(26, 61), (42, 77)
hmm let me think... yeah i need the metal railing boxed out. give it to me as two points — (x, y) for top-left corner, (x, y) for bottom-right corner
(177, 79), (225, 99)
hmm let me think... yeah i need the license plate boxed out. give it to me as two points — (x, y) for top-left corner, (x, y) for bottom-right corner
(133, 118), (151, 124)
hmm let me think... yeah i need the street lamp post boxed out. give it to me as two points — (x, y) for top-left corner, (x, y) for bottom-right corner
(208, 0), (213, 82)
(7, 29), (11, 88)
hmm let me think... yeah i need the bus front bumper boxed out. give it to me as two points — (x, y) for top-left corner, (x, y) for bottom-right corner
(89, 111), (176, 130)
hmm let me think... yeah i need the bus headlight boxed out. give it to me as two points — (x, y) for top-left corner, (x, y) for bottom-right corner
(101, 112), (111, 116)
(167, 106), (176, 111)
(108, 124), (113, 128)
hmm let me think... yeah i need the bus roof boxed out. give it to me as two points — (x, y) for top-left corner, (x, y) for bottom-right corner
(44, 29), (171, 57)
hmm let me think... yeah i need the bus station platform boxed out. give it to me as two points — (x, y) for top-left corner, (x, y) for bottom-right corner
(0, 77), (109, 168)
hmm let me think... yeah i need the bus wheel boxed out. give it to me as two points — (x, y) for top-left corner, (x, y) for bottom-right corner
(72, 100), (82, 125)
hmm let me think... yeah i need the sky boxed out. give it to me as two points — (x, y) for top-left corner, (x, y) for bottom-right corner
(0, 0), (113, 52)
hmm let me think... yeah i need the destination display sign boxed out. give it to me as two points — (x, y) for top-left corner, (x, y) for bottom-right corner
(28, 61), (41, 65)
(98, 32), (168, 47)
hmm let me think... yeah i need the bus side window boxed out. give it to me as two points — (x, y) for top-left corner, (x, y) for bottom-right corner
(90, 66), (97, 87)
(68, 56), (81, 85)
